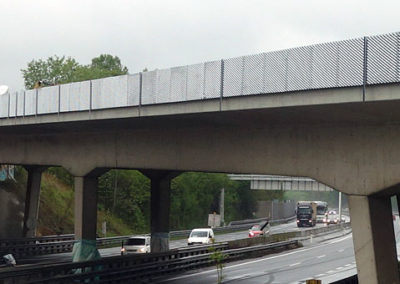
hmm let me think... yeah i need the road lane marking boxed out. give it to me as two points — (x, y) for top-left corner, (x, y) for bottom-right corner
(317, 254), (326, 258)
(345, 264), (352, 267)
(338, 249), (344, 252)
(160, 234), (354, 282)
(336, 266), (344, 270)
(327, 270), (335, 274)
(289, 262), (301, 267)
(316, 274), (325, 277)
(329, 235), (352, 244)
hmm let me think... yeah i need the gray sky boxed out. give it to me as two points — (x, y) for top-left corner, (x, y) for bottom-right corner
(1, 0), (400, 91)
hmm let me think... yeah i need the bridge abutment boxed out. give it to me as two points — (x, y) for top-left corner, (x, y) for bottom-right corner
(348, 195), (400, 284)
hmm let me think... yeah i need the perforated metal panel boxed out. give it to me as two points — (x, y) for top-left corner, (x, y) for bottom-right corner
(287, 46), (313, 91)
(91, 75), (128, 109)
(9, 92), (17, 117)
(187, 63), (204, 101)
(337, 38), (364, 87)
(37, 86), (59, 114)
(127, 74), (140, 106)
(170, 66), (187, 102)
(0, 93), (8, 118)
(155, 68), (171, 103)
(60, 80), (91, 112)
(24, 89), (37, 116)
(264, 50), (288, 93)
(204, 60), (221, 99)
(142, 70), (157, 105)
(243, 53), (264, 95)
(367, 33), (399, 84)
(311, 42), (339, 89)
(17, 91), (24, 116)
(223, 56), (243, 97)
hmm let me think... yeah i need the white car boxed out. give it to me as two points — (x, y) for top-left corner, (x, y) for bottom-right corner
(187, 228), (214, 245)
(121, 236), (151, 255)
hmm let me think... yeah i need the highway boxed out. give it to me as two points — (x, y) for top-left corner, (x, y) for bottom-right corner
(155, 218), (399, 284)
(18, 220), (324, 265)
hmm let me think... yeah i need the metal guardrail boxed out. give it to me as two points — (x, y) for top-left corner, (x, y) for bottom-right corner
(0, 221), (350, 283)
(1, 32), (400, 120)
(0, 216), (296, 258)
(0, 240), (299, 283)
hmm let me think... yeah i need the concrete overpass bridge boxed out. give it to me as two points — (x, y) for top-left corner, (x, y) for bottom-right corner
(1, 31), (400, 283)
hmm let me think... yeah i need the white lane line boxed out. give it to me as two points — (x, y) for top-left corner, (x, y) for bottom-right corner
(329, 235), (352, 244)
(289, 262), (301, 267)
(327, 270), (335, 274)
(162, 234), (354, 282)
(338, 249), (345, 252)
(317, 254), (326, 258)
(345, 264), (352, 267)
(336, 266), (344, 270)
(316, 274), (326, 277)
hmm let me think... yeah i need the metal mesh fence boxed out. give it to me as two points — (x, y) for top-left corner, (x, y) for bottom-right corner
(37, 85), (59, 114)
(367, 32), (400, 84)
(60, 80), (91, 112)
(0, 32), (399, 118)
(24, 89), (37, 116)
(8, 92), (17, 117)
(17, 91), (24, 116)
(91, 75), (128, 109)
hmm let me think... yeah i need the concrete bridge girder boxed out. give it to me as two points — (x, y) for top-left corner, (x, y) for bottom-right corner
(1, 122), (400, 196)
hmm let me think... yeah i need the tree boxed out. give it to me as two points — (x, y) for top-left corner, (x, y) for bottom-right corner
(21, 54), (129, 89)
(21, 56), (80, 89)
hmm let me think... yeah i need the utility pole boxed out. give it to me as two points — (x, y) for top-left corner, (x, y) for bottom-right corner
(220, 188), (225, 226)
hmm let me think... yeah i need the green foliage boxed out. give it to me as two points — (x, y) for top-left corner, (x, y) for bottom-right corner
(21, 54), (128, 89)
(170, 173), (256, 230)
(209, 243), (224, 284)
(98, 170), (150, 233)
(21, 56), (80, 89)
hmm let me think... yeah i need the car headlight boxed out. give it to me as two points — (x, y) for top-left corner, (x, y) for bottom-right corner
(139, 247), (146, 253)
(121, 248), (126, 253)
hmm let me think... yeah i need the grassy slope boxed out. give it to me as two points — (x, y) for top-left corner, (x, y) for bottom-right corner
(37, 172), (132, 237)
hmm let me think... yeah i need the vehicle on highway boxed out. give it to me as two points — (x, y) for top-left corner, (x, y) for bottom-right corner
(296, 201), (317, 227)
(315, 201), (328, 223)
(187, 228), (214, 245)
(121, 236), (151, 255)
(325, 210), (341, 225)
(248, 220), (270, 238)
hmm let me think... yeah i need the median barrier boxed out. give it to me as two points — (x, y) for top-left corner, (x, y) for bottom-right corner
(0, 216), (297, 258)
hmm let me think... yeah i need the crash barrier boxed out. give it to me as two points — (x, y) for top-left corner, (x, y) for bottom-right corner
(0, 215), (296, 258)
(330, 274), (358, 284)
(229, 215), (296, 226)
(0, 240), (299, 283)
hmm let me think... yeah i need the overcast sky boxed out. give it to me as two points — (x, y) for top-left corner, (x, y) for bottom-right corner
(1, 0), (400, 91)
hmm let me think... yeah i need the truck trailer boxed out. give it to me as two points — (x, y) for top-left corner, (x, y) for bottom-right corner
(296, 201), (317, 227)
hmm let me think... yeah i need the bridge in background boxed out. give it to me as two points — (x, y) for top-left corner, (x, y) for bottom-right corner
(1, 32), (400, 283)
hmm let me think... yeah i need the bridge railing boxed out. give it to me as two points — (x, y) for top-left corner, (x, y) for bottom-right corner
(1, 32), (399, 119)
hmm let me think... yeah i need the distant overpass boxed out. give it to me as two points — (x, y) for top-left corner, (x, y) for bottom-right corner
(229, 174), (334, 191)
(1, 32), (400, 283)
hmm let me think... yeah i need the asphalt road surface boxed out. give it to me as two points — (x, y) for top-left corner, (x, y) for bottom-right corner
(153, 217), (400, 284)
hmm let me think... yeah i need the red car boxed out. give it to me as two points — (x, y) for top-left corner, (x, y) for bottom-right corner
(248, 221), (270, 238)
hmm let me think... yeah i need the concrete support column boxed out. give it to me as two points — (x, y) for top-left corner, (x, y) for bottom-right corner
(23, 166), (46, 237)
(348, 195), (400, 284)
(141, 170), (180, 253)
(74, 176), (98, 241)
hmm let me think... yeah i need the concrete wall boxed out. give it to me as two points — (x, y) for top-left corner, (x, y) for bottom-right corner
(256, 200), (296, 219)
(0, 185), (25, 238)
